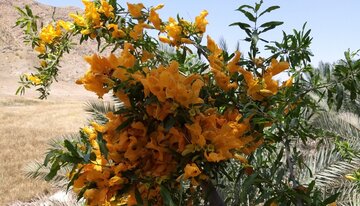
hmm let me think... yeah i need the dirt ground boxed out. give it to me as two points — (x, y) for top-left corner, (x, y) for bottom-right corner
(0, 75), (111, 205)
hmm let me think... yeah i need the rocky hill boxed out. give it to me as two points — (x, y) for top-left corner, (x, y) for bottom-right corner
(0, 0), (97, 82)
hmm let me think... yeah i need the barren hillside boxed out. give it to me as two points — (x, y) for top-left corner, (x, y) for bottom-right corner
(0, 0), (103, 99)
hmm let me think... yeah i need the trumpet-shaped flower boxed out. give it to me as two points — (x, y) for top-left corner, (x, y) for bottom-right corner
(127, 3), (144, 18)
(99, 0), (115, 19)
(194, 10), (208, 33)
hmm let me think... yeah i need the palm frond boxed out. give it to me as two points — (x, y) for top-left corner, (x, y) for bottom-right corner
(299, 108), (360, 204)
(23, 134), (81, 188)
(23, 159), (70, 188)
(311, 112), (360, 149)
(323, 181), (360, 206)
(84, 100), (115, 123)
(9, 190), (84, 206)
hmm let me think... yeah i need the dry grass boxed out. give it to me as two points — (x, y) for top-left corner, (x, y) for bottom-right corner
(0, 97), (89, 205)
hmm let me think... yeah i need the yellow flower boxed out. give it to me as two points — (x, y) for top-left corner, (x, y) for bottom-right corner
(345, 174), (357, 181)
(26, 74), (42, 85)
(35, 43), (46, 54)
(39, 23), (62, 44)
(127, 3), (144, 18)
(107, 24), (126, 38)
(183, 163), (201, 179)
(69, 13), (86, 27)
(80, 29), (92, 35)
(40, 60), (47, 67)
(194, 10), (208, 33)
(99, 0), (115, 19)
(82, 0), (101, 28)
(282, 76), (293, 88)
(57, 20), (73, 31)
(165, 17), (182, 42)
(108, 175), (125, 186)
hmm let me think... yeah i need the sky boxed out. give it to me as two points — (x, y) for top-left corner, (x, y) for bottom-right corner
(36, 0), (360, 67)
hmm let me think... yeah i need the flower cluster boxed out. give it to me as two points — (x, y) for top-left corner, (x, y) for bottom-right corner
(21, 0), (294, 205)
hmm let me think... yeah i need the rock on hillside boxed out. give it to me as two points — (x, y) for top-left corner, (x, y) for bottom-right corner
(0, 0), (99, 81)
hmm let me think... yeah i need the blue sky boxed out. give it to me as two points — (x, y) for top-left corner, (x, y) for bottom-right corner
(36, 0), (360, 66)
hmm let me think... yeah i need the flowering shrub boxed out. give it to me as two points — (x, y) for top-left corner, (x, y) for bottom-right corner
(15, 0), (360, 205)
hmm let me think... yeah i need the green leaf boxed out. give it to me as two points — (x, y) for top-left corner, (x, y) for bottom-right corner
(322, 192), (340, 204)
(259, 5), (280, 17)
(237, 5), (254, 12)
(259, 21), (283, 33)
(335, 85), (344, 111)
(96, 132), (108, 158)
(254, 1), (262, 12)
(135, 187), (144, 206)
(236, 9), (256, 22)
(45, 159), (60, 181)
(160, 186), (175, 206)
(15, 7), (27, 16)
(229, 22), (252, 34)
(64, 139), (80, 158)
(109, 0), (117, 11)
(66, 166), (83, 191)
(116, 117), (133, 131)
(25, 5), (33, 17)
(164, 116), (176, 132)
(260, 21), (283, 28)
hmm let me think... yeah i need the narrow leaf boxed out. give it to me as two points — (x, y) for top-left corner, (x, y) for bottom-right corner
(259, 6), (280, 17)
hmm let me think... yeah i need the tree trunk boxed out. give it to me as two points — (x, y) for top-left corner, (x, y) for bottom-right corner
(201, 180), (226, 206)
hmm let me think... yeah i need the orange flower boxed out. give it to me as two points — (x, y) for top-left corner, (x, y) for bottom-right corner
(127, 3), (144, 18)
(129, 23), (150, 40)
(185, 119), (206, 147)
(239, 59), (290, 101)
(164, 17), (182, 43)
(99, 0), (115, 18)
(35, 43), (46, 54)
(107, 24), (126, 38)
(159, 36), (172, 44)
(140, 61), (204, 108)
(228, 51), (242, 74)
(282, 76), (293, 88)
(149, 4), (164, 30)
(266, 59), (290, 76)
(76, 53), (119, 97)
(194, 10), (208, 33)
(184, 163), (201, 179)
